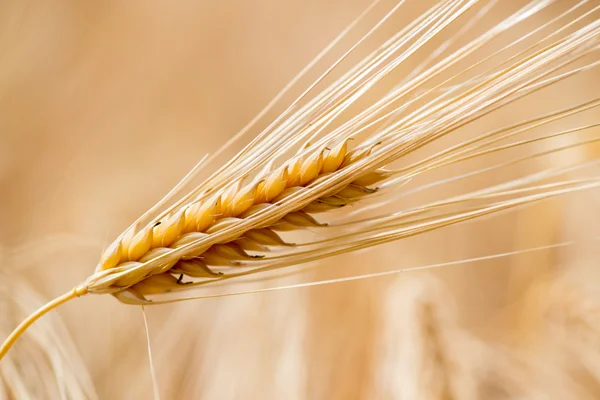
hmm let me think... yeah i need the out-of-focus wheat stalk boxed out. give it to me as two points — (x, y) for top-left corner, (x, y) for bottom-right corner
(374, 274), (600, 399)
(0, 246), (97, 399)
(1, 0), (599, 398)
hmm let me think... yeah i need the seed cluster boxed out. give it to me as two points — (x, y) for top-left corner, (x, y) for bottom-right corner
(94, 139), (388, 300)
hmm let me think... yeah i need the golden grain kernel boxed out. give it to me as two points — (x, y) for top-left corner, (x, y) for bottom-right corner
(258, 167), (288, 203)
(286, 156), (305, 187)
(127, 228), (154, 261)
(201, 253), (239, 266)
(230, 182), (258, 216)
(99, 240), (122, 270)
(220, 181), (242, 217)
(204, 217), (243, 234)
(321, 139), (349, 173)
(153, 210), (186, 247)
(244, 228), (288, 247)
(303, 198), (346, 213)
(183, 202), (201, 232)
(239, 203), (273, 218)
(119, 229), (135, 260)
(167, 232), (210, 259)
(195, 197), (222, 232)
(139, 247), (179, 274)
(172, 258), (220, 278)
(341, 144), (375, 168)
(281, 211), (324, 228)
(113, 261), (146, 287)
(129, 273), (180, 295)
(299, 149), (325, 185)
(254, 180), (267, 202)
(272, 186), (304, 203)
(205, 243), (253, 261)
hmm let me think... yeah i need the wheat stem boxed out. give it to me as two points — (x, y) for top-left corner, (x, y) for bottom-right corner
(0, 287), (87, 361)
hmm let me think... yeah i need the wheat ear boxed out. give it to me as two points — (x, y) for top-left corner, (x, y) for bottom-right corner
(2, 0), (600, 361)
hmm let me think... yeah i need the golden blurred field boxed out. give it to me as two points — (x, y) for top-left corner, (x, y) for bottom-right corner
(1, 1), (600, 399)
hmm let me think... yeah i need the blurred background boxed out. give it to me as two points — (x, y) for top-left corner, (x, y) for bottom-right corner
(1, 0), (600, 399)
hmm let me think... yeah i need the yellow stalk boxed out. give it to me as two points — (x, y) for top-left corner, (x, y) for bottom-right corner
(0, 286), (87, 361)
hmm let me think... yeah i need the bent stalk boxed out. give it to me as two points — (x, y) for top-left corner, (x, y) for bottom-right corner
(0, 286), (87, 361)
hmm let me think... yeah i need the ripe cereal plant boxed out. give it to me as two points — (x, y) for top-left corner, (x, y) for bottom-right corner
(1, 0), (600, 397)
